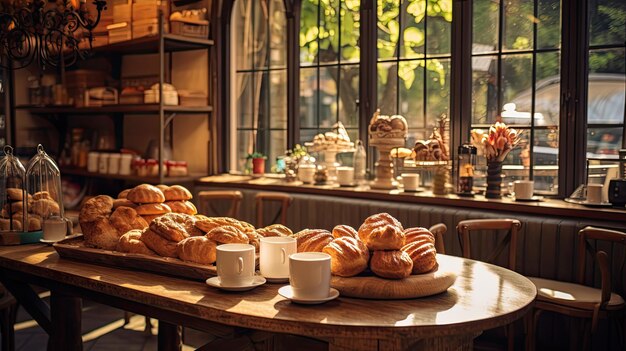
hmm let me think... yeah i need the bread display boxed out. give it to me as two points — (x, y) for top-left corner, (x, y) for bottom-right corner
(162, 185), (193, 201)
(149, 213), (192, 242)
(31, 198), (61, 217)
(195, 216), (254, 234)
(205, 225), (249, 244)
(368, 110), (408, 140)
(109, 206), (149, 234)
(6, 188), (24, 201)
(81, 218), (121, 250)
(358, 213), (405, 250)
(117, 230), (156, 255)
(332, 224), (358, 239)
(177, 236), (217, 265)
(293, 228), (333, 252)
(1, 187), (43, 232)
(140, 228), (178, 258)
(323, 236), (369, 277)
(370, 250), (413, 279)
(307, 122), (354, 150)
(126, 184), (165, 204)
(256, 224), (292, 237)
(165, 201), (197, 215)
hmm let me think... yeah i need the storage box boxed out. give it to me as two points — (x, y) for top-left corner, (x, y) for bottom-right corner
(132, 1), (169, 21)
(113, 3), (132, 23)
(107, 22), (132, 43)
(132, 18), (166, 38)
(170, 19), (209, 38)
(178, 90), (207, 106)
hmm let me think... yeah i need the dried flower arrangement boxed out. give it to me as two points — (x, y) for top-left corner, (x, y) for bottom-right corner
(481, 122), (521, 162)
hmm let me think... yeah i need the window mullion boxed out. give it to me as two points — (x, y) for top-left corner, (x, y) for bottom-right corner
(450, 0), (472, 164)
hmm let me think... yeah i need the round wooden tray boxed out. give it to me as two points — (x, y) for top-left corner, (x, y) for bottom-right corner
(330, 263), (457, 299)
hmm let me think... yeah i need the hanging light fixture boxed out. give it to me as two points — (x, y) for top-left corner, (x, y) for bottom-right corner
(0, 0), (107, 69)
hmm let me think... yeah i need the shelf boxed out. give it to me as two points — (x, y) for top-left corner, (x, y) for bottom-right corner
(61, 167), (204, 184)
(15, 104), (213, 115)
(93, 34), (214, 55)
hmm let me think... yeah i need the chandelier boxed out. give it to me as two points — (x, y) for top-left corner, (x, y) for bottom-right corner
(0, 0), (107, 69)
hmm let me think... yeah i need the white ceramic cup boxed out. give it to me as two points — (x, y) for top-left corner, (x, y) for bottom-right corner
(289, 252), (331, 300)
(401, 173), (420, 191)
(260, 236), (297, 279)
(216, 244), (256, 287)
(298, 165), (316, 184)
(336, 166), (354, 185)
(586, 183), (604, 204)
(513, 180), (534, 200)
(43, 216), (69, 241)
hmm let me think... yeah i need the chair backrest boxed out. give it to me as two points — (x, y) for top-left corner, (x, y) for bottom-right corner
(577, 226), (626, 295)
(457, 218), (522, 270)
(197, 190), (243, 218)
(428, 223), (447, 254)
(255, 192), (292, 228)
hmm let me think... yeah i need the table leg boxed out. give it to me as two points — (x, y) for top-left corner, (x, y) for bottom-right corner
(49, 291), (82, 351)
(158, 320), (182, 351)
(0, 275), (51, 334)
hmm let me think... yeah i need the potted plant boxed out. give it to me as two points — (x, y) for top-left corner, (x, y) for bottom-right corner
(247, 152), (267, 175)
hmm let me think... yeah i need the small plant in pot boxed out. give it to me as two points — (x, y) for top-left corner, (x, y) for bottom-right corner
(247, 152), (267, 175)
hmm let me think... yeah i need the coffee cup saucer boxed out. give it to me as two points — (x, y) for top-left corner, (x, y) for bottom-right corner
(513, 195), (544, 202)
(206, 276), (266, 292)
(264, 276), (290, 283)
(278, 285), (340, 304)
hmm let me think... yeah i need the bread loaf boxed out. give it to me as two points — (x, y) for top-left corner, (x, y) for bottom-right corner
(404, 227), (435, 246)
(162, 185), (193, 201)
(126, 184), (165, 204)
(402, 238), (437, 274)
(165, 201), (197, 215)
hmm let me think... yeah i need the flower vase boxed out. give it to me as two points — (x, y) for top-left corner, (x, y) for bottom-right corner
(432, 166), (448, 195)
(485, 161), (503, 199)
(252, 158), (265, 174)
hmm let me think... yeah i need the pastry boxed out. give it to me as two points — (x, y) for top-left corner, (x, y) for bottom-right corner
(256, 224), (293, 237)
(368, 110), (408, 139)
(117, 229), (156, 255)
(32, 191), (54, 201)
(118, 189), (131, 199)
(149, 213), (193, 242)
(205, 225), (249, 244)
(155, 184), (169, 192)
(135, 203), (172, 216)
(27, 217), (41, 231)
(177, 236), (217, 265)
(402, 240), (437, 274)
(195, 216), (254, 234)
(162, 185), (193, 201)
(4, 201), (24, 214)
(31, 198), (60, 217)
(6, 188), (24, 201)
(293, 228), (333, 252)
(370, 250), (413, 279)
(331, 224), (358, 239)
(322, 237), (369, 277)
(109, 206), (148, 235)
(82, 218), (121, 250)
(404, 227), (435, 246)
(0, 218), (22, 231)
(245, 231), (262, 250)
(140, 228), (178, 258)
(79, 195), (114, 223)
(113, 198), (138, 209)
(126, 184), (165, 204)
(358, 213), (405, 250)
(141, 214), (161, 224)
(165, 200), (197, 215)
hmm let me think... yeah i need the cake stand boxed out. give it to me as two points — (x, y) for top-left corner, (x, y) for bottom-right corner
(370, 137), (406, 190)
(305, 143), (355, 183)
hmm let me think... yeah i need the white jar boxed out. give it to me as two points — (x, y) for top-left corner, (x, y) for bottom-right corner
(87, 152), (100, 172)
(119, 154), (133, 175)
(98, 153), (110, 174)
(108, 153), (121, 174)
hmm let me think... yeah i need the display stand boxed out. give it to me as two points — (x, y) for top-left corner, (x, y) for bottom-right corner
(370, 138), (405, 190)
(305, 143), (354, 183)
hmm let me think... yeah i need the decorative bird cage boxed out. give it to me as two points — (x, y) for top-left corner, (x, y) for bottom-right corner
(0, 146), (28, 235)
(26, 145), (66, 242)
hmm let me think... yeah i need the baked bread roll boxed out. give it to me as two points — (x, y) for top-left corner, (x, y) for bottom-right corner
(404, 227), (435, 246)
(79, 195), (114, 223)
(177, 236), (217, 265)
(0, 218), (22, 231)
(402, 240), (437, 274)
(358, 213), (405, 250)
(140, 228), (178, 257)
(245, 231), (262, 250)
(370, 250), (413, 279)
(135, 203), (172, 216)
(118, 189), (131, 199)
(149, 212), (193, 242)
(293, 229), (333, 252)
(332, 224), (359, 239)
(6, 188), (24, 201)
(323, 237), (369, 277)
(162, 185), (193, 201)
(165, 201), (197, 215)
(126, 184), (165, 204)
(156, 184), (169, 192)
(32, 191), (54, 201)
(141, 214), (161, 224)
(117, 230), (156, 255)
(256, 224), (292, 237)
(195, 216), (254, 234)
(109, 206), (148, 234)
(27, 217), (41, 231)
(31, 198), (60, 217)
(113, 198), (137, 209)
(82, 218), (120, 250)
(205, 225), (249, 244)
(4, 201), (24, 214)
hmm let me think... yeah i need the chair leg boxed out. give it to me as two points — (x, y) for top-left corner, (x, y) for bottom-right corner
(581, 318), (591, 351)
(507, 323), (515, 351)
(0, 304), (16, 351)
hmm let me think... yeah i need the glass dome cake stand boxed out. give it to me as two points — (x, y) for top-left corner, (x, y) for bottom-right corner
(304, 143), (355, 184)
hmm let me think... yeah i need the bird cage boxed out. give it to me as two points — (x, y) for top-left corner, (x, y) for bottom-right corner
(0, 145), (28, 235)
(26, 145), (67, 242)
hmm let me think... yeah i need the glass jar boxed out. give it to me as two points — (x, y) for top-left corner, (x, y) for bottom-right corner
(457, 144), (477, 196)
(0, 145), (28, 232)
(26, 145), (65, 236)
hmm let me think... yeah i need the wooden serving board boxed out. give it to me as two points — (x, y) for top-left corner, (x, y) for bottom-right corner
(53, 235), (217, 281)
(330, 264), (457, 299)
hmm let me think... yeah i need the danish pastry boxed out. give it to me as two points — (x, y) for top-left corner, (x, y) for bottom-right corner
(117, 230), (156, 255)
(370, 250), (413, 279)
(149, 212), (193, 242)
(322, 236), (369, 277)
(331, 224), (359, 239)
(195, 216), (254, 234)
(140, 228), (178, 258)
(177, 236), (217, 265)
(293, 228), (333, 252)
(126, 184), (165, 204)
(205, 225), (249, 244)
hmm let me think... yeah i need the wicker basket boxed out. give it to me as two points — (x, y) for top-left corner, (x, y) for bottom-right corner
(171, 19), (209, 39)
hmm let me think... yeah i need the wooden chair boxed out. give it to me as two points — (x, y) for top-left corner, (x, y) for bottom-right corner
(428, 223), (447, 254)
(457, 218), (522, 350)
(0, 285), (17, 351)
(197, 190), (244, 218)
(526, 226), (626, 351)
(254, 192), (292, 228)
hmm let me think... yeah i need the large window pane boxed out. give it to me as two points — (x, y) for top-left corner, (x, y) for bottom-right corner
(589, 0), (626, 46)
(399, 60), (425, 129)
(341, 0), (360, 63)
(300, 0), (319, 66)
(400, 0), (425, 58)
(270, 70), (288, 129)
(377, 62), (398, 115)
(537, 0), (560, 49)
(426, 0), (452, 56)
(472, 0), (499, 54)
(503, 0), (534, 51)
(338, 65), (360, 128)
(300, 67), (319, 129)
(501, 54), (533, 127)
(471, 55), (498, 125)
(270, 0), (287, 68)
(377, 0), (400, 60)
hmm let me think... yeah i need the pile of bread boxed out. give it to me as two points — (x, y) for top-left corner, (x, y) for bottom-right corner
(294, 213), (437, 279)
(1, 188), (60, 231)
(368, 110), (408, 140)
(311, 122), (353, 148)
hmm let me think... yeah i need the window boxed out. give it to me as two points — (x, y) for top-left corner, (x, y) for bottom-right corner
(231, 0), (288, 172)
(471, 0), (561, 193)
(299, 0), (361, 144)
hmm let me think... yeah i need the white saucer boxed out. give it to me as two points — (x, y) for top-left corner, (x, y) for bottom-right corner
(278, 285), (340, 304)
(264, 277), (289, 283)
(206, 276), (266, 291)
(580, 200), (612, 208)
(40, 238), (64, 245)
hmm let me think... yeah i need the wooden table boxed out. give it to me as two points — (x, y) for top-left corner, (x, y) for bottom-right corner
(0, 244), (536, 351)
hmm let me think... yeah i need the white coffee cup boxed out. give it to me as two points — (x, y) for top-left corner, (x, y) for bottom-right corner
(260, 236), (297, 279)
(43, 216), (69, 241)
(216, 244), (256, 287)
(336, 166), (354, 186)
(289, 252), (331, 300)
(513, 180), (534, 200)
(401, 173), (420, 191)
(586, 183), (604, 204)
(298, 165), (316, 184)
